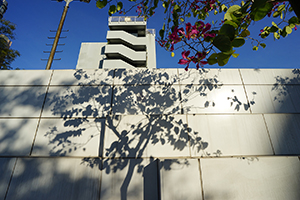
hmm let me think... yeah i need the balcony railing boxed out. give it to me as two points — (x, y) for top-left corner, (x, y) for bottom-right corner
(108, 16), (146, 24)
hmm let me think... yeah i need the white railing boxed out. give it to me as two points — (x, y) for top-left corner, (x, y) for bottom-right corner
(147, 29), (155, 35)
(108, 16), (146, 23)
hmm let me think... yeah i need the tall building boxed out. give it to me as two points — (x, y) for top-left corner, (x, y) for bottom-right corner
(76, 16), (156, 69)
(0, 0), (8, 19)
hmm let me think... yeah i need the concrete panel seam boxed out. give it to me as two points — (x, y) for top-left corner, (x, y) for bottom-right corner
(198, 159), (205, 200)
(262, 114), (276, 155)
(239, 69), (253, 114)
(3, 157), (18, 200)
(98, 160), (103, 200)
(29, 70), (54, 155)
(185, 114), (192, 158)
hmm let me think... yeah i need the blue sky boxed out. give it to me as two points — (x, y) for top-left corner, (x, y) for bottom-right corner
(4, 0), (300, 70)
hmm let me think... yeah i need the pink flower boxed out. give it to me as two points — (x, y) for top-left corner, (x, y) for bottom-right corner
(136, 5), (142, 15)
(192, 52), (208, 69)
(156, 39), (166, 47)
(178, 51), (193, 70)
(196, 21), (205, 30)
(183, 23), (199, 39)
(202, 23), (211, 34)
(178, 51), (208, 70)
(168, 26), (183, 43)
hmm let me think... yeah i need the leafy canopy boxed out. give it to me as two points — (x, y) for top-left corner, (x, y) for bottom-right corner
(96, 0), (299, 70)
(0, 19), (20, 70)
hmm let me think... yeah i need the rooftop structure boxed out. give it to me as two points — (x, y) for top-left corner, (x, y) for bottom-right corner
(0, 0), (7, 19)
(0, 68), (300, 199)
(76, 16), (156, 69)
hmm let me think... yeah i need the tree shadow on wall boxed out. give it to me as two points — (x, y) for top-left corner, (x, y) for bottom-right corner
(270, 69), (300, 155)
(42, 68), (252, 199)
(0, 78), (47, 156)
(179, 69), (253, 113)
(272, 69), (300, 104)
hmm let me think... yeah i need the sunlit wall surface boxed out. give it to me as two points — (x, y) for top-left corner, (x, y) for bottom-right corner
(0, 68), (300, 200)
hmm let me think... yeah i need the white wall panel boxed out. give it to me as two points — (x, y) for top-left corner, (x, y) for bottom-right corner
(181, 85), (250, 114)
(188, 115), (273, 157)
(0, 86), (47, 117)
(0, 70), (52, 86)
(42, 85), (112, 118)
(201, 157), (300, 200)
(50, 69), (114, 86)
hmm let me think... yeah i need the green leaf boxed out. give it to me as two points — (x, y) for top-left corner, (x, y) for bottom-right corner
(109, 5), (117, 15)
(150, 8), (154, 16)
(277, 4), (285, 12)
(241, 23), (248, 29)
(221, 4), (228, 12)
(217, 53), (231, 66)
(219, 23), (236, 40)
(250, 2), (273, 21)
(272, 21), (278, 28)
(223, 49), (234, 55)
(273, 11), (281, 18)
(213, 35), (232, 52)
(96, 0), (107, 9)
(224, 20), (238, 28)
(274, 32), (280, 39)
(174, 4), (181, 12)
(289, 16), (300, 25)
(232, 37), (245, 47)
(240, 0), (251, 13)
(163, 1), (168, 8)
(289, 24), (295, 29)
(232, 53), (239, 58)
(165, 42), (170, 49)
(207, 53), (218, 65)
(117, 2), (123, 11)
(224, 5), (241, 21)
(251, 0), (267, 10)
(240, 29), (250, 37)
(260, 43), (266, 48)
(252, 46), (258, 51)
(143, 0), (148, 6)
(159, 29), (165, 39)
(260, 31), (269, 38)
(285, 26), (292, 34)
(269, 26), (278, 33)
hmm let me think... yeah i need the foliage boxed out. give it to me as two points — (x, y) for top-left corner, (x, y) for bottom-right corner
(0, 19), (20, 70)
(96, 0), (299, 70)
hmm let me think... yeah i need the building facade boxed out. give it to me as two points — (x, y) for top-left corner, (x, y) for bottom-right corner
(76, 16), (156, 69)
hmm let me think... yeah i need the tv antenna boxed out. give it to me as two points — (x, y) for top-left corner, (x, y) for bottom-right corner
(45, 0), (91, 70)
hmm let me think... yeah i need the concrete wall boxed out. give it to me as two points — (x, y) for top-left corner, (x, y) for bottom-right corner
(76, 42), (106, 69)
(146, 31), (156, 69)
(0, 68), (300, 200)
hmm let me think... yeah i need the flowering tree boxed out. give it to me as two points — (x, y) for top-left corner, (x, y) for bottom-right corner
(96, 0), (300, 70)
